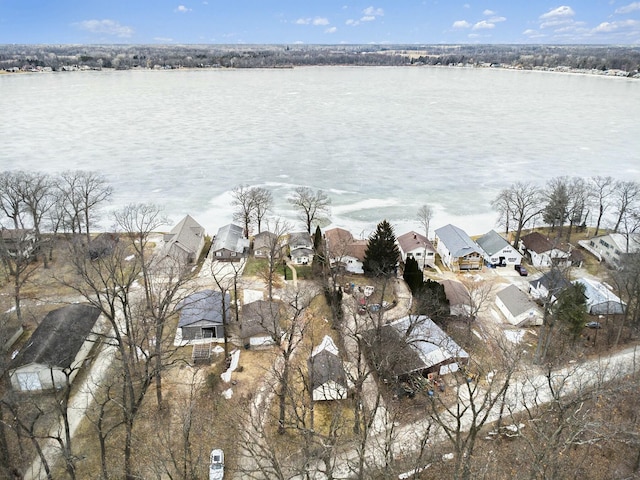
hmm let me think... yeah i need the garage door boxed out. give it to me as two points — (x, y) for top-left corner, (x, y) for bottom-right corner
(16, 372), (42, 391)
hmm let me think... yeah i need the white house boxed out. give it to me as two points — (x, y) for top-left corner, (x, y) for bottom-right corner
(324, 227), (367, 274)
(289, 232), (314, 265)
(573, 278), (626, 315)
(397, 231), (436, 269)
(495, 285), (543, 326)
(434, 224), (483, 272)
(519, 232), (570, 268)
(528, 270), (571, 303)
(308, 336), (351, 401)
(581, 233), (640, 269)
(476, 230), (522, 267)
(9, 305), (102, 392)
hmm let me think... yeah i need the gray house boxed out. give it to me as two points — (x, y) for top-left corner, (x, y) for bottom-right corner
(495, 284), (543, 326)
(434, 224), (483, 271)
(252, 231), (280, 259)
(308, 336), (351, 401)
(163, 215), (206, 264)
(211, 223), (249, 261)
(9, 304), (102, 392)
(476, 230), (522, 267)
(240, 300), (282, 348)
(177, 290), (231, 342)
(289, 232), (314, 265)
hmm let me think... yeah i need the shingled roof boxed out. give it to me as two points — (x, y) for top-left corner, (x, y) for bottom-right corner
(177, 290), (230, 327)
(435, 224), (482, 258)
(308, 336), (348, 390)
(11, 304), (101, 369)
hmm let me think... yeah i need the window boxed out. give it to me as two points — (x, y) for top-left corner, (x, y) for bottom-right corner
(16, 372), (42, 391)
(508, 258), (516, 262)
(599, 239), (611, 249)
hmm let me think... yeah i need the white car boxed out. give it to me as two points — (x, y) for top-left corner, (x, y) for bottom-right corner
(209, 449), (224, 480)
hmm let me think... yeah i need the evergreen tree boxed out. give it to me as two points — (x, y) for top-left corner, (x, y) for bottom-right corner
(403, 256), (423, 294)
(312, 225), (325, 274)
(554, 282), (587, 341)
(363, 220), (399, 277)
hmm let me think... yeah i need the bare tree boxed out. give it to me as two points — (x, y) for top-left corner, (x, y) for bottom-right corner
(416, 204), (434, 241)
(565, 176), (591, 242)
(460, 276), (494, 323)
(231, 184), (256, 237)
(613, 180), (640, 233)
(17, 172), (55, 267)
(492, 181), (543, 248)
(288, 187), (331, 233)
(250, 187), (273, 234)
(589, 175), (615, 236)
(209, 261), (237, 358)
(255, 218), (290, 301)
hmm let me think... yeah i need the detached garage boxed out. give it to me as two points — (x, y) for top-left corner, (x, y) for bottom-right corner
(9, 304), (102, 392)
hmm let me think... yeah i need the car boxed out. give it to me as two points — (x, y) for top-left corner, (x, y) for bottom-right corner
(585, 321), (602, 329)
(209, 449), (224, 480)
(514, 264), (528, 276)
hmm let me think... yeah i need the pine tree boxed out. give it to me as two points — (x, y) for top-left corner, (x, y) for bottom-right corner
(403, 256), (423, 294)
(363, 220), (399, 277)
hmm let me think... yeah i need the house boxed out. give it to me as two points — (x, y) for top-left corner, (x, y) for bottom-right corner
(324, 227), (368, 274)
(441, 279), (471, 317)
(163, 215), (206, 264)
(363, 315), (469, 381)
(9, 304), (102, 391)
(308, 335), (351, 401)
(495, 284), (543, 326)
(0, 228), (37, 259)
(528, 270), (571, 303)
(573, 278), (626, 315)
(211, 223), (249, 261)
(240, 300), (282, 348)
(518, 232), (570, 268)
(289, 232), (314, 265)
(580, 233), (640, 269)
(252, 231), (279, 258)
(434, 224), (483, 271)
(476, 230), (522, 267)
(397, 231), (436, 270)
(176, 290), (231, 343)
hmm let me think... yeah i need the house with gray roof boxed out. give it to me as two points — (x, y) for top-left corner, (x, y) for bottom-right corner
(495, 284), (543, 326)
(9, 304), (102, 391)
(308, 335), (351, 401)
(240, 300), (282, 348)
(441, 279), (471, 317)
(434, 224), (483, 271)
(252, 231), (280, 258)
(211, 223), (249, 261)
(529, 270), (571, 303)
(288, 231), (314, 265)
(176, 290), (231, 343)
(573, 278), (626, 315)
(397, 231), (436, 270)
(476, 230), (522, 267)
(163, 215), (206, 264)
(363, 315), (469, 381)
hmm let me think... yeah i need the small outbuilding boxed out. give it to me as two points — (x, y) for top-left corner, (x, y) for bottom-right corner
(240, 300), (282, 348)
(308, 335), (351, 401)
(9, 304), (102, 392)
(441, 279), (471, 317)
(495, 284), (543, 326)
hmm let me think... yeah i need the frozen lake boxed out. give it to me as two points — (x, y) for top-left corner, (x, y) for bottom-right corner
(1, 66), (638, 237)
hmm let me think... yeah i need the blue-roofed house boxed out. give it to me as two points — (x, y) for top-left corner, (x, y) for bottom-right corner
(476, 229), (523, 267)
(211, 223), (249, 261)
(573, 278), (626, 315)
(434, 224), (484, 272)
(176, 290), (231, 342)
(163, 215), (206, 265)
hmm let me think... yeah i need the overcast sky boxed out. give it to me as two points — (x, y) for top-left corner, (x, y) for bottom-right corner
(1, 1), (639, 45)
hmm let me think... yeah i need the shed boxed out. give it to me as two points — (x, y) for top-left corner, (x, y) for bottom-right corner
(308, 336), (351, 401)
(441, 280), (471, 317)
(9, 304), (102, 391)
(495, 285), (543, 326)
(240, 300), (282, 348)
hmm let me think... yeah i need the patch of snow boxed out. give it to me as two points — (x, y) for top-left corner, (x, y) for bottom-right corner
(222, 388), (233, 399)
(442, 453), (454, 461)
(212, 346), (224, 354)
(125, 254), (135, 261)
(243, 289), (264, 304)
(504, 329), (525, 344)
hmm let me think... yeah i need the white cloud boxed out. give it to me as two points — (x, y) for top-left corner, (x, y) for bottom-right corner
(452, 20), (471, 29)
(615, 2), (640, 13)
(363, 6), (384, 16)
(361, 15), (376, 22)
(473, 20), (495, 30)
(593, 19), (639, 32)
(483, 9), (495, 16)
(154, 37), (174, 43)
(325, 26), (337, 33)
(489, 16), (506, 23)
(296, 17), (330, 26)
(540, 6), (575, 20)
(346, 18), (359, 26)
(175, 5), (191, 13)
(74, 19), (134, 37)
(463, 3), (471, 8)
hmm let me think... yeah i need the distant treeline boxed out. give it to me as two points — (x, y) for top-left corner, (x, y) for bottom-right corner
(1, 44), (639, 74)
